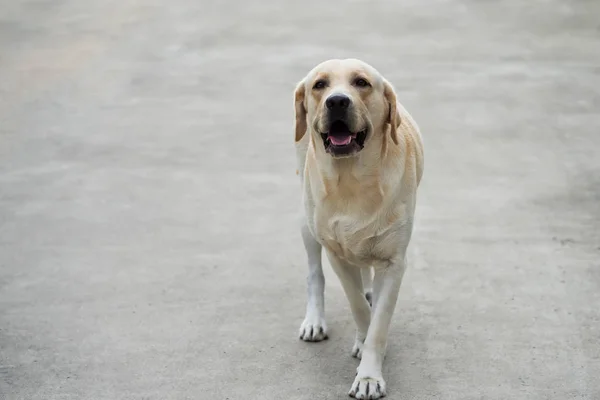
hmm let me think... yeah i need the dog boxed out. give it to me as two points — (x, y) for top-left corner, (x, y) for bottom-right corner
(293, 59), (424, 399)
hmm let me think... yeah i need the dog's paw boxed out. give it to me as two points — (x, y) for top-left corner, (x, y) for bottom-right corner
(351, 338), (364, 359)
(299, 316), (328, 342)
(348, 375), (386, 399)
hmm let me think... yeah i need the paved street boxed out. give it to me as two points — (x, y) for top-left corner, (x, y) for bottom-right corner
(1, 1), (599, 399)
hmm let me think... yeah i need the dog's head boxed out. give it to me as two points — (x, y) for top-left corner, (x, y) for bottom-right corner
(294, 59), (400, 158)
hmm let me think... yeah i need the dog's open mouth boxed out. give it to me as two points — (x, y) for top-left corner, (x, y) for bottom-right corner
(320, 121), (367, 157)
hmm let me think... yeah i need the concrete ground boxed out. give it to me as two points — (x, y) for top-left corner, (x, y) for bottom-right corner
(1, 0), (599, 399)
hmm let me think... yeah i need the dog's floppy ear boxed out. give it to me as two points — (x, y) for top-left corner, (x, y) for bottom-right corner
(383, 79), (401, 145)
(294, 80), (307, 142)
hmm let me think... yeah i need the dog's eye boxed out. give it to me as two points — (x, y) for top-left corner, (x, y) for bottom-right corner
(313, 80), (327, 90)
(354, 78), (370, 88)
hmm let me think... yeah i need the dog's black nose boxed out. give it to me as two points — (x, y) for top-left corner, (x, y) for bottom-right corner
(325, 94), (350, 111)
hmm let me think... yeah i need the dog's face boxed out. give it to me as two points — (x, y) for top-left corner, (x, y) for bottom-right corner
(294, 59), (399, 158)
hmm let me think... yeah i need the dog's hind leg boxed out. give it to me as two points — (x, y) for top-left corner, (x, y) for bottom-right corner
(327, 252), (371, 360)
(298, 223), (328, 342)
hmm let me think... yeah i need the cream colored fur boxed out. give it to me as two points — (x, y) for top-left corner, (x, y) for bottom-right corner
(294, 59), (424, 399)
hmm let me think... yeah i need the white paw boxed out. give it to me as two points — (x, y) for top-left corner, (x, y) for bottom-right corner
(348, 375), (386, 399)
(351, 338), (364, 359)
(299, 316), (328, 342)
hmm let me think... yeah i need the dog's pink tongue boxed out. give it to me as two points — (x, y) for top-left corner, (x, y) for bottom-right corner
(329, 135), (352, 146)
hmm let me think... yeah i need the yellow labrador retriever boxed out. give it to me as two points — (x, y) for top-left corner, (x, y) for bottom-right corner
(294, 59), (424, 399)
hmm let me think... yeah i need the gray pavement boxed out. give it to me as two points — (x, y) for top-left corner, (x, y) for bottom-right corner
(1, 1), (599, 399)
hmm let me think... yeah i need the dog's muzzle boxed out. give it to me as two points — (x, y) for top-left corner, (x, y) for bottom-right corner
(320, 94), (368, 157)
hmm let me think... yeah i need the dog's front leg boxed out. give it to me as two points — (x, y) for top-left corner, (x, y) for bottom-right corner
(299, 223), (328, 342)
(349, 256), (406, 400)
(327, 251), (371, 358)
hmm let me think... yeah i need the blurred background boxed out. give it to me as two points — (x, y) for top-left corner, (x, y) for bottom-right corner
(1, 1), (598, 399)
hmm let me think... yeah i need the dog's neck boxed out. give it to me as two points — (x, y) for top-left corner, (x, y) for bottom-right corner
(310, 126), (392, 176)
(308, 128), (394, 202)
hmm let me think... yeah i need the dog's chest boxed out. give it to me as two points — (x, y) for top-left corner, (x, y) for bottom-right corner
(303, 165), (408, 266)
(312, 208), (394, 267)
